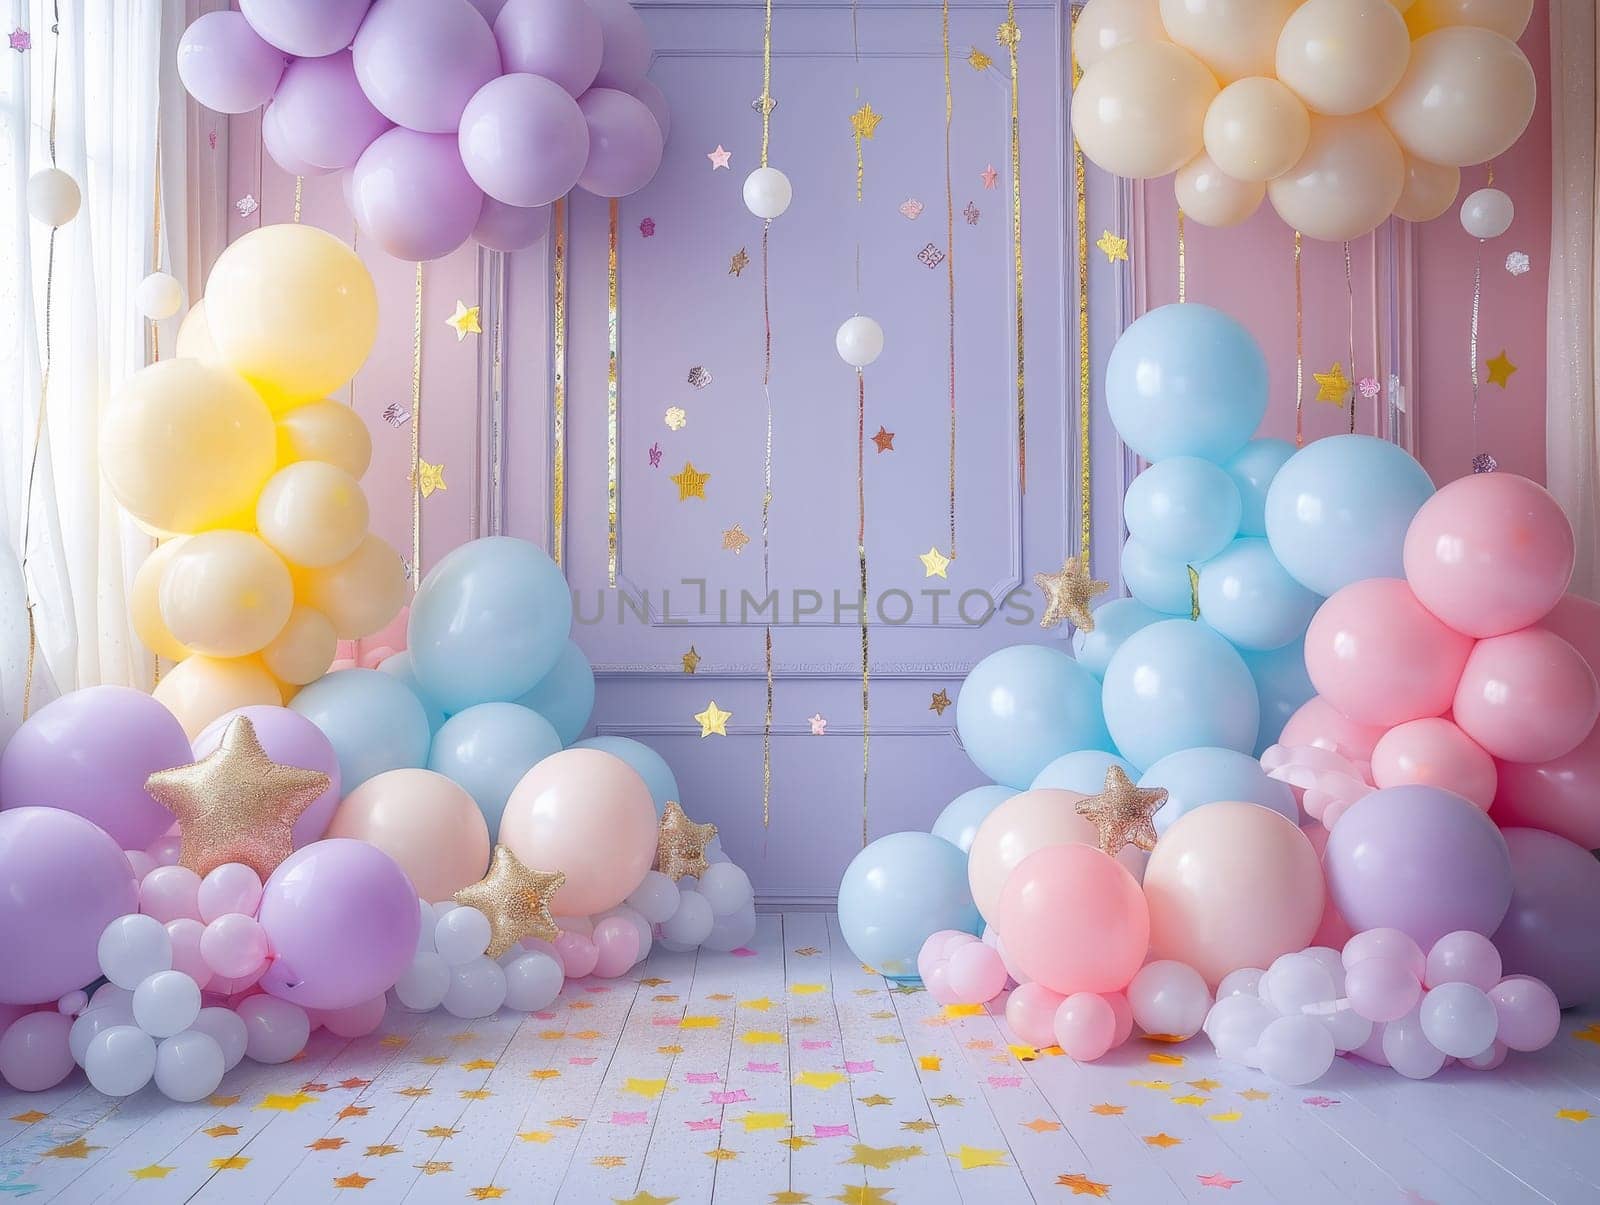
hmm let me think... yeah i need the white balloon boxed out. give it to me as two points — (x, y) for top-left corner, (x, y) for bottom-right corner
(1216, 967), (1264, 998)
(84, 1025), (157, 1097)
(628, 871), (680, 924)
(1382, 1008), (1447, 1079)
(1419, 982), (1498, 1058)
(1127, 960), (1213, 1039)
(1253, 1014), (1336, 1085)
(154, 1030), (226, 1102)
(89, 983), (134, 1011)
(743, 165), (793, 219)
(0, 1013), (74, 1091)
(435, 906), (492, 966)
(443, 956), (508, 1019)
(98, 914), (173, 990)
(504, 951), (565, 1012)
(190, 1006), (248, 1070)
(1459, 187), (1514, 239)
(1315, 1001), (1374, 1052)
(1299, 946), (1347, 994)
(660, 889), (714, 946)
(1203, 993), (1276, 1063)
(395, 952), (451, 1011)
(835, 315), (884, 368)
(132, 971), (202, 1039)
(699, 862), (754, 915)
(70, 1004), (135, 1066)
(1259, 952), (1337, 1016)
(134, 272), (185, 321)
(27, 167), (80, 226)
(701, 902), (757, 953)
(236, 995), (311, 1064)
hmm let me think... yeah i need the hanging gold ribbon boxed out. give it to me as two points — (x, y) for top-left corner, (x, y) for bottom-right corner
(1071, 11), (1091, 560)
(758, 0), (776, 828)
(999, 5), (1025, 492)
(410, 262), (424, 588)
(550, 197), (568, 567)
(1176, 208), (1187, 303)
(293, 175), (303, 224)
(943, 0), (958, 560)
(607, 198), (620, 588)
(1293, 230), (1305, 448)
(1344, 240), (1357, 434)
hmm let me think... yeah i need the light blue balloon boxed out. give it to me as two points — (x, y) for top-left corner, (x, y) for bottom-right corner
(1120, 536), (1194, 616)
(1123, 457), (1242, 562)
(376, 651), (447, 734)
(1264, 434), (1435, 596)
(407, 536), (573, 714)
(428, 702), (562, 835)
(1031, 749), (1137, 794)
(1105, 303), (1268, 463)
(837, 832), (980, 980)
(515, 640), (595, 745)
(1073, 596), (1163, 678)
(1139, 746), (1299, 836)
(1225, 438), (1295, 536)
(955, 645), (1113, 790)
(931, 785), (1017, 854)
(1102, 620), (1260, 771)
(289, 668), (431, 790)
(1197, 538), (1320, 651)
(1241, 639), (1316, 755)
(573, 736), (679, 817)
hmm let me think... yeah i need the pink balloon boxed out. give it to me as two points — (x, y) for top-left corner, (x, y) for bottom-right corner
(1371, 717), (1497, 811)
(1300, 824), (1355, 948)
(0, 1012), (74, 1091)
(946, 942), (1008, 1005)
(1280, 695), (1387, 763)
(1052, 992), (1117, 1061)
(1424, 931), (1502, 991)
(1305, 579), (1474, 728)
(1003, 982), (1065, 1047)
(591, 917), (641, 978)
(1342, 927), (1426, 977)
(200, 913), (270, 980)
(139, 865), (202, 923)
(319, 994), (387, 1038)
(167, 919), (214, 990)
(197, 863), (265, 924)
(1493, 723), (1600, 848)
(1453, 628), (1600, 764)
(1537, 593), (1600, 675)
(327, 768), (490, 902)
(1344, 956), (1421, 1022)
(1488, 975), (1560, 1052)
(1403, 473), (1575, 638)
(1102, 991), (1135, 1047)
(917, 930), (976, 983)
(555, 931), (599, 979)
(499, 749), (656, 916)
(997, 845), (1148, 996)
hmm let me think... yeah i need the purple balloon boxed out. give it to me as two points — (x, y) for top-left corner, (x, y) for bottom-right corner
(1324, 785), (1513, 949)
(262, 104), (336, 177)
(351, 128), (485, 260)
(586, 0), (650, 91)
(460, 74), (589, 207)
(268, 51), (391, 171)
(631, 77), (670, 144)
(576, 87), (663, 198)
(468, 0), (511, 19)
(474, 198), (553, 251)
(192, 707), (342, 848)
(495, 0), (602, 98)
(257, 838), (421, 1011)
(241, 0), (372, 57)
(0, 685), (190, 849)
(0, 808), (138, 1005)
(1494, 827), (1600, 1008)
(352, 0), (501, 134)
(176, 11), (287, 115)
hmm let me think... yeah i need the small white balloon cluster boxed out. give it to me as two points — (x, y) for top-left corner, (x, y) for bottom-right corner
(628, 844), (756, 954)
(393, 900), (565, 1020)
(1204, 928), (1562, 1086)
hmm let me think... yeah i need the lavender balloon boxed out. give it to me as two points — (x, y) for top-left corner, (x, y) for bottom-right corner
(257, 839), (421, 1011)
(1323, 785), (1513, 949)
(495, 0), (603, 98)
(262, 105), (336, 178)
(1493, 827), (1600, 1007)
(269, 51), (392, 171)
(0, 808), (138, 1005)
(577, 88), (664, 198)
(351, 128), (485, 260)
(241, 0), (373, 58)
(352, 0), (501, 134)
(587, 0), (651, 90)
(474, 198), (552, 252)
(176, 12), (287, 115)
(632, 78), (670, 143)
(460, 74), (590, 207)
(192, 706), (343, 848)
(0, 685), (190, 849)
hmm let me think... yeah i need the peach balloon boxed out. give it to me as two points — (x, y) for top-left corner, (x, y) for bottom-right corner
(131, 538), (193, 662)
(1405, 0), (1532, 39)
(498, 749), (657, 916)
(997, 845), (1149, 996)
(1275, 0), (1411, 116)
(1071, 41), (1218, 179)
(1453, 629), (1600, 764)
(1267, 112), (1404, 241)
(1004, 982), (1065, 1048)
(327, 769), (490, 902)
(153, 655), (281, 739)
(293, 534), (406, 639)
(1143, 801), (1324, 987)
(1371, 717), (1498, 810)
(1380, 27), (1535, 167)
(275, 399), (373, 480)
(1203, 77), (1310, 182)
(159, 531), (294, 658)
(1158, 0), (1298, 83)
(1175, 153), (1264, 227)
(1392, 153), (1461, 222)
(256, 462), (369, 568)
(259, 605), (338, 686)
(1280, 695), (1388, 762)
(1074, 0), (1166, 70)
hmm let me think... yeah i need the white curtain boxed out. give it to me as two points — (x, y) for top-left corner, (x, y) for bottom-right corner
(1, 0), (182, 739)
(1549, 0), (1600, 600)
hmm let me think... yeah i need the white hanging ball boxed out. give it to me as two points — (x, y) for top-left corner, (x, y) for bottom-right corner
(132, 970), (202, 1039)
(153, 1030), (226, 1102)
(134, 272), (185, 321)
(1460, 188), (1514, 240)
(98, 914), (173, 990)
(27, 167), (80, 226)
(442, 956), (508, 1019)
(435, 905), (492, 967)
(835, 315), (884, 368)
(394, 951), (451, 1011)
(83, 1025), (157, 1096)
(189, 1006), (248, 1071)
(743, 165), (793, 219)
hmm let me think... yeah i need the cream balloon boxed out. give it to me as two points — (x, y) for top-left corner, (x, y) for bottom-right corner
(1158, 0), (1298, 83)
(1071, 41), (1219, 179)
(159, 531), (294, 658)
(275, 400), (373, 479)
(1380, 27), (1535, 167)
(1175, 153), (1265, 227)
(292, 534), (405, 640)
(130, 539), (193, 663)
(1459, 186), (1514, 238)
(174, 301), (217, 360)
(1276, 0), (1411, 116)
(1075, 0), (1167, 70)
(1203, 77), (1310, 182)
(153, 656), (282, 740)
(1406, 0), (1532, 39)
(259, 605), (338, 686)
(256, 462), (369, 568)
(1267, 112), (1404, 241)
(1392, 153), (1461, 221)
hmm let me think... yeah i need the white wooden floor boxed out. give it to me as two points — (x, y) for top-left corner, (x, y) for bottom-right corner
(3, 913), (1599, 1204)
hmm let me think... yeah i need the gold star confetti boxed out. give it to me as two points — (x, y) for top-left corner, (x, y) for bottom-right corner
(307, 1138), (346, 1152)
(658, 800), (718, 879)
(462, 1059), (496, 1071)
(844, 1144), (923, 1170)
(670, 461), (710, 500)
(931, 1093), (963, 1107)
(665, 405), (687, 430)
(1035, 553), (1109, 631)
(1313, 361), (1352, 405)
(929, 688), (952, 716)
(1188, 1078), (1221, 1092)
(832, 1189), (894, 1205)
(1557, 1108), (1593, 1123)
(204, 1124), (241, 1138)
(681, 645), (700, 674)
(395, 1086), (431, 1098)
(470, 1188), (508, 1201)
(618, 1194), (679, 1205)
(860, 1094), (893, 1107)
(415, 1160), (453, 1175)
(968, 46), (993, 70)
(593, 1154), (627, 1169)
(705, 1147), (739, 1162)
(145, 716), (329, 880)
(9, 1110), (47, 1124)
(445, 300), (482, 340)
(422, 1126), (459, 1139)
(1209, 1110), (1242, 1122)
(850, 102), (883, 140)
(333, 1173), (374, 1189)
(1075, 765), (1164, 855)
(871, 426), (895, 453)
(1057, 1173), (1111, 1197)
(1486, 349), (1518, 387)
(950, 1144), (1008, 1170)
(729, 247), (751, 277)
(902, 1118), (938, 1133)
(129, 1164), (174, 1180)
(365, 1144), (401, 1157)
(454, 844), (565, 957)
(1238, 1088), (1271, 1101)
(210, 1156), (250, 1171)
(920, 546), (951, 578)
(771, 1192), (810, 1205)
(1172, 1094), (1209, 1107)
(1087, 1104), (1125, 1117)
(1144, 1132), (1183, 1148)
(694, 701), (731, 737)
(1096, 230), (1128, 264)
(43, 1138), (100, 1161)
(517, 1132), (553, 1145)
(412, 458), (447, 497)
(722, 523), (751, 554)
(337, 1106), (371, 1120)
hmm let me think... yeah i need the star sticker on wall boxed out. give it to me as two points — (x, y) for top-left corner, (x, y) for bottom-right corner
(850, 102), (883, 140)
(1486, 349), (1518, 386)
(414, 459), (447, 497)
(981, 164), (999, 189)
(1035, 554), (1108, 631)
(920, 546), (951, 578)
(1095, 229), (1129, 263)
(708, 145), (732, 169)
(968, 46), (993, 70)
(808, 713), (827, 735)
(670, 461), (710, 500)
(722, 523), (751, 554)
(695, 701), (732, 737)
(871, 426), (895, 452)
(445, 300), (481, 340)
(681, 645), (701, 673)
(729, 248), (750, 277)
(964, 200), (980, 225)
(1313, 361), (1351, 405)
(929, 689), (952, 716)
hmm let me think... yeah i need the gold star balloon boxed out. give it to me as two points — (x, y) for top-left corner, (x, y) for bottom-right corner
(658, 801), (718, 881)
(144, 715), (330, 879)
(1034, 554), (1108, 631)
(1074, 766), (1166, 856)
(453, 845), (566, 958)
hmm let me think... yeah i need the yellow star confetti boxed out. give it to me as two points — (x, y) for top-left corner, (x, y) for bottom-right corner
(463, 1058), (497, 1071)
(1096, 230), (1128, 264)
(460, 1089), (491, 1100)
(1209, 1110), (1242, 1122)
(259, 1092), (318, 1112)
(920, 546), (951, 578)
(794, 1069), (846, 1090)
(1238, 1088), (1271, 1101)
(518, 1132), (553, 1145)
(1035, 553), (1109, 631)
(1313, 361), (1352, 405)
(860, 1094), (893, 1107)
(415, 459), (447, 497)
(1557, 1108), (1593, 1122)
(9, 1111), (47, 1124)
(308, 1138), (346, 1151)
(741, 1112), (790, 1132)
(1575, 1022), (1600, 1045)
(445, 300), (482, 341)
(365, 1144), (401, 1157)
(722, 523), (751, 554)
(832, 1189), (894, 1205)
(617, 1194), (678, 1205)
(929, 688), (952, 716)
(931, 1093), (963, 1107)
(129, 1164), (174, 1180)
(670, 461), (710, 500)
(415, 1160), (453, 1175)
(470, 1188), (508, 1201)
(1188, 1078), (1221, 1092)
(1172, 1094), (1209, 1107)
(680, 1015), (722, 1029)
(204, 1124), (241, 1138)
(902, 1119), (938, 1133)
(950, 1144), (1008, 1170)
(844, 1143), (923, 1170)
(968, 46), (993, 70)
(1486, 349), (1518, 387)
(772, 1192), (810, 1205)
(422, 1126), (460, 1139)
(1088, 1103), (1125, 1117)
(694, 701), (731, 737)
(918, 1055), (942, 1072)
(729, 248), (750, 277)
(454, 844), (565, 956)
(624, 1078), (667, 1098)
(210, 1156), (250, 1171)
(704, 1147), (738, 1162)
(1075, 765), (1164, 855)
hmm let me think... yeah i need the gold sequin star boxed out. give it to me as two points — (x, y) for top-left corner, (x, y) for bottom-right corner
(968, 46), (993, 70)
(996, 18), (1021, 48)
(850, 102), (883, 140)
(670, 461), (710, 500)
(415, 459), (447, 497)
(694, 700), (731, 737)
(445, 300), (482, 341)
(1035, 553), (1108, 631)
(454, 844), (566, 957)
(929, 688), (952, 716)
(145, 717), (329, 880)
(729, 247), (750, 277)
(1075, 766), (1163, 855)
(658, 800), (718, 880)
(681, 645), (701, 674)
(920, 546), (951, 578)
(722, 523), (751, 554)
(1486, 349), (1518, 387)
(1313, 361), (1351, 405)
(1096, 230), (1128, 264)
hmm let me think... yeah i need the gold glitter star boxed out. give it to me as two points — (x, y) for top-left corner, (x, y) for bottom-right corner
(1035, 553), (1109, 631)
(415, 1160), (453, 1175)
(210, 1156), (250, 1171)
(670, 461), (710, 500)
(617, 1194), (679, 1205)
(1144, 1132), (1183, 1148)
(950, 1144), (1008, 1170)
(902, 1118), (938, 1133)
(694, 700), (731, 737)
(307, 1138), (346, 1152)
(422, 1126), (459, 1139)
(722, 523), (751, 554)
(593, 1154), (627, 1169)
(931, 1093), (963, 1107)
(920, 546), (951, 578)
(968, 46), (993, 70)
(832, 1189), (894, 1205)
(454, 844), (566, 957)
(730, 247), (752, 277)
(470, 1188), (508, 1201)
(1313, 361), (1351, 405)
(1075, 765), (1164, 855)
(1558, 1108), (1593, 1123)
(658, 800), (718, 880)
(1486, 349), (1518, 387)
(365, 1144), (401, 1156)
(1095, 230), (1128, 264)
(681, 645), (701, 674)
(145, 717), (328, 880)
(445, 300), (482, 341)
(665, 405), (688, 430)
(871, 426), (895, 453)
(850, 102), (883, 140)
(415, 458), (447, 497)
(859, 1094), (893, 1107)
(9, 1111), (46, 1124)
(929, 688), (952, 716)
(204, 1124), (240, 1138)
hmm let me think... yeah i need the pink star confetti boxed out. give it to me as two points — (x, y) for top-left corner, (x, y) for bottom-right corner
(844, 1061), (875, 1075)
(648, 442), (663, 468)
(1302, 1096), (1339, 1108)
(981, 164), (999, 189)
(1197, 1173), (1242, 1190)
(747, 1061), (781, 1073)
(533, 1010), (558, 1020)
(235, 194), (259, 218)
(710, 1090), (751, 1105)
(569, 1056), (597, 1066)
(652, 1016), (680, 1027)
(732, 947), (757, 957)
(1357, 376), (1380, 400)
(801, 1039), (832, 1050)
(899, 199), (924, 220)
(584, 984), (611, 993)
(814, 1124), (853, 1139)
(964, 200), (980, 225)
(808, 713), (827, 735)
(8, 27), (30, 52)
(640, 217), (656, 238)
(611, 1111), (648, 1126)
(988, 1075), (1022, 1088)
(685, 1072), (720, 1084)
(707, 144), (732, 170)
(918, 243), (947, 269)
(686, 1118), (720, 1132)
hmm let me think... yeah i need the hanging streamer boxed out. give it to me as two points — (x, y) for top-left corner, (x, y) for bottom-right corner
(550, 197), (568, 567)
(607, 198), (620, 587)
(410, 262), (425, 588)
(857, 368), (869, 849)
(1469, 241), (1484, 461)
(1071, 11), (1091, 561)
(1344, 240), (1357, 434)
(1293, 230), (1305, 448)
(1000, 4), (1025, 492)
(943, 0), (958, 560)
(1176, 208), (1187, 303)
(293, 175), (303, 223)
(758, 0), (776, 829)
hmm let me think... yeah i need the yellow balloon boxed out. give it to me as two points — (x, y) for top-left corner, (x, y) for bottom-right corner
(204, 224), (378, 412)
(130, 538), (193, 663)
(153, 655), (282, 740)
(1406, 0), (1531, 39)
(1075, 0), (1167, 70)
(1160, 0), (1299, 83)
(174, 299), (217, 360)
(1380, 27), (1535, 167)
(1072, 41), (1219, 179)
(260, 605), (338, 686)
(100, 358), (276, 534)
(1176, 153), (1266, 227)
(1267, 112), (1404, 241)
(1392, 153), (1461, 221)
(1203, 77), (1311, 182)
(294, 533), (406, 639)
(160, 531), (294, 658)
(1275, 0), (1411, 116)
(275, 400), (373, 479)
(256, 462), (370, 569)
